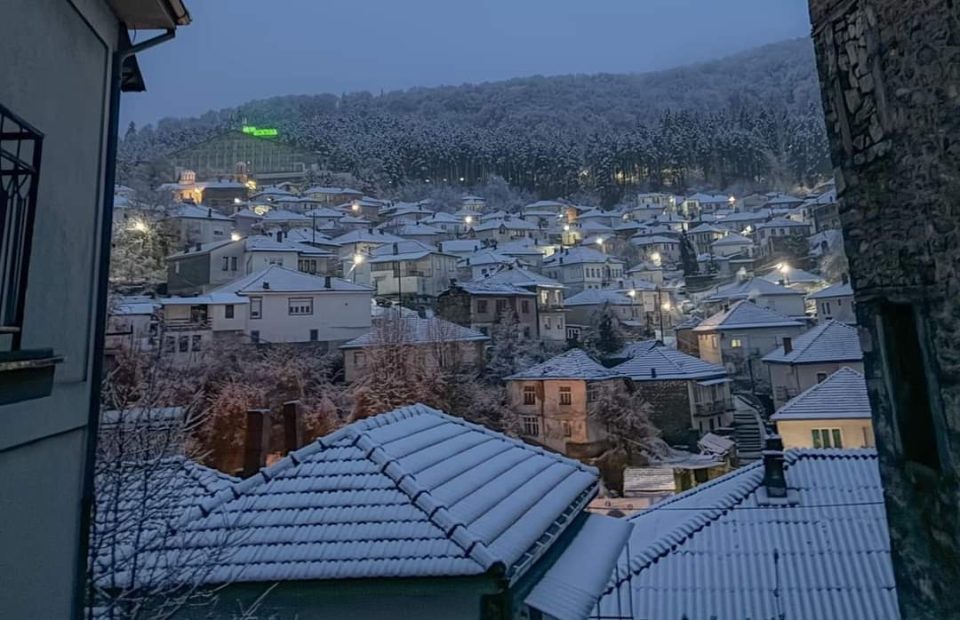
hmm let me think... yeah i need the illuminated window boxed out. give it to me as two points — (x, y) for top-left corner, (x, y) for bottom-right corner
(523, 385), (536, 405)
(811, 428), (842, 448)
(559, 386), (572, 405)
(730, 338), (743, 349)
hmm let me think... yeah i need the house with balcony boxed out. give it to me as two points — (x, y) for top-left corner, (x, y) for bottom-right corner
(340, 316), (488, 382)
(770, 367), (875, 450)
(105, 297), (159, 360)
(436, 281), (539, 338)
(481, 265), (567, 342)
(0, 2), (191, 616)
(808, 277), (857, 324)
(506, 349), (625, 458)
(694, 300), (805, 382)
(614, 344), (733, 442)
(702, 277), (807, 318)
(368, 240), (459, 303)
(761, 320), (864, 408)
(543, 247), (625, 293)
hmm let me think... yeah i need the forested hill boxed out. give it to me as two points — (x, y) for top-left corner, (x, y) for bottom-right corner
(120, 38), (829, 203)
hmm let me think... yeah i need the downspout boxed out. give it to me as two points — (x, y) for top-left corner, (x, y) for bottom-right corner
(73, 28), (176, 620)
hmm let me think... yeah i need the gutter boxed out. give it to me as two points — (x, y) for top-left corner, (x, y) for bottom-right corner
(73, 27), (176, 620)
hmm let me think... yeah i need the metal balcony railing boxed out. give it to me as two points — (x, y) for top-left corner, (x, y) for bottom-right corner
(0, 102), (44, 351)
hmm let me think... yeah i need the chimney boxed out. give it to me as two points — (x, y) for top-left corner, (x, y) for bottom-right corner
(207, 208), (212, 218)
(324, 275), (331, 289)
(762, 435), (787, 498)
(262, 281), (270, 290)
(393, 242), (399, 255)
(282, 401), (301, 454)
(650, 367), (657, 378)
(368, 227), (374, 234)
(449, 278), (457, 288)
(841, 272), (849, 285)
(242, 409), (270, 477)
(782, 337), (793, 354)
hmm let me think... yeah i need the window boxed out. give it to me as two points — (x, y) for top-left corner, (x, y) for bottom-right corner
(521, 416), (540, 437)
(353, 351), (366, 367)
(163, 336), (175, 353)
(250, 296), (262, 319)
(811, 428), (843, 448)
(587, 385), (598, 403)
(730, 338), (743, 349)
(191, 335), (202, 351)
(823, 302), (832, 316)
(545, 317), (552, 330)
(495, 299), (507, 314)
(289, 297), (313, 315)
(222, 256), (229, 271)
(816, 372), (828, 383)
(523, 385), (536, 405)
(477, 299), (488, 313)
(478, 326), (489, 336)
(225, 304), (235, 319)
(231, 256), (238, 271)
(694, 468), (709, 484)
(522, 326), (531, 338)
(250, 330), (260, 344)
(178, 335), (189, 352)
(562, 421), (572, 437)
(521, 300), (530, 314)
(559, 386), (572, 405)
(175, 262), (181, 275)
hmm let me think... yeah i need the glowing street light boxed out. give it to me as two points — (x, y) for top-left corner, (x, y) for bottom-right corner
(129, 219), (148, 233)
(464, 215), (474, 225)
(351, 253), (365, 283)
(563, 224), (570, 232)
(627, 289), (637, 298)
(650, 251), (662, 267)
(662, 300), (672, 311)
(778, 262), (791, 274)
(230, 231), (242, 242)
(351, 201), (360, 213)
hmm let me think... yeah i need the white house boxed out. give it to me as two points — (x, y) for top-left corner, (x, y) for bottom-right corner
(631, 235), (681, 265)
(694, 300), (806, 375)
(167, 203), (233, 246)
(702, 277), (807, 318)
(808, 278), (857, 324)
(543, 247), (625, 293)
(368, 240), (459, 302)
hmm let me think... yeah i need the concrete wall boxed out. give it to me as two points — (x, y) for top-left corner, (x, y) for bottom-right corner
(174, 216), (231, 246)
(343, 340), (485, 383)
(0, 0), (121, 616)
(168, 253), (211, 295)
(249, 291), (372, 343)
(776, 418), (875, 450)
(507, 379), (608, 455)
(809, 1), (960, 615)
(814, 294), (857, 324)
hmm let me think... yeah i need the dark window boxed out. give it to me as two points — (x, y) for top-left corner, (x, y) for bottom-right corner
(178, 336), (189, 352)
(191, 335), (202, 351)
(221, 256), (229, 271)
(523, 385), (536, 405)
(495, 299), (507, 314)
(230, 256), (238, 271)
(521, 300), (530, 314)
(694, 468), (709, 483)
(225, 304), (235, 319)
(816, 372), (828, 383)
(310, 329), (319, 341)
(250, 330), (260, 344)
(163, 336), (175, 353)
(562, 421), (572, 437)
(880, 303), (941, 471)
(523, 326), (531, 338)
(477, 299), (488, 313)
(250, 297), (262, 319)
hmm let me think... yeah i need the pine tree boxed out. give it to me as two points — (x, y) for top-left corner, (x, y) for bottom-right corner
(485, 309), (541, 384)
(679, 231), (700, 276)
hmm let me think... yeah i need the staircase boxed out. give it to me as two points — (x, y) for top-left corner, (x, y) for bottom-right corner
(732, 409), (766, 464)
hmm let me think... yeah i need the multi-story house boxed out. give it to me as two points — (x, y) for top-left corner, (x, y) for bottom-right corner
(686, 223), (728, 254)
(157, 172), (248, 207)
(340, 316), (488, 382)
(422, 211), (467, 237)
(167, 203), (233, 246)
(481, 266), (567, 342)
(564, 289), (644, 331)
(761, 320), (864, 408)
(105, 298), (159, 360)
(694, 300), (805, 380)
(701, 277), (807, 318)
(714, 208), (771, 234)
(771, 367), (875, 450)
(368, 240), (459, 303)
(506, 349), (625, 458)
(458, 249), (518, 281)
(755, 217), (811, 256)
(330, 228), (404, 282)
(630, 235), (681, 265)
(436, 282), (539, 338)
(613, 344), (733, 440)
(0, 2), (191, 616)
(160, 266), (373, 361)
(710, 232), (754, 258)
(301, 186), (364, 206)
(542, 247), (625, 293)
(472, 217), (540, 243)
(808, 278), (856, 324)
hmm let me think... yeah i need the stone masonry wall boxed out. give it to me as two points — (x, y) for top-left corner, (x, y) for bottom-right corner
(809, 1), (960, 617)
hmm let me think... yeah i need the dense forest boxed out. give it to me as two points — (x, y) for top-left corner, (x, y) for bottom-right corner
(119, 38), (830, 204)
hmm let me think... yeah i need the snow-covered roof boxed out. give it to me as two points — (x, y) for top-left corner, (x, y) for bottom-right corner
(614, 345), (728, 381)
(496, 238), (552, 256)
(437, 239), (483, 255)
(474, 217), (538, 232)
(630, 235), (680, 246)
(719, 209), (771, 222)
(160, 293), (249, 306)
(760, 267), (822, 285)
(507, 349), (624, 381)
(340, 317), (488, 349)
(211, 265), (372, 295)
(577, 220), (614, 233)
(111, 300), (159, 315)
(757, 216), (810, 229)
(423, 212), (462, 224)
(168, 204), (232, 221)
(331, 229), (404, 245)
(369, 239), (448, 263)
(808, 280), (854, 299)
(462, 194), (486, 201)
(706, 277), (805, 302)
(564, 289), (633, 307)
(454, 282), (536, 297)
(593, 449), (896, 620)
(395, 222), (442, 236)
(524, 200), (567, 210)
(243, 235), (328, 255)
(544, 247), (624, 266)
(711, 232), (753, 246)
(303, 206), (344, 218)
(280, 228), (334, 245)
(771, 367), (870, 421)
(481, 265), (565, 289)
(122, 405), (597, 586)
(687, 223), (726, 234)
(611, 340), (661, 360)
(459, 249), (517, 267)
(260, 209), (310, 222)
(762, 320), (863, 364)
(303, 185), (363, 196)
(694, 300), (803, 332)
(338, 214), (372, 225)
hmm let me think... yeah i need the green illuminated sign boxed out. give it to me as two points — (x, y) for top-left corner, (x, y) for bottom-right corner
(241, 125), (279, 137)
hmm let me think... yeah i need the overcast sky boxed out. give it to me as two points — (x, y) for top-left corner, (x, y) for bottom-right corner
(122, 0), (811, 127)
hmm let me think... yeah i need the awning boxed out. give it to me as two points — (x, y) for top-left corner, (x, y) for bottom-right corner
(524, 514), (632, 620)
(697, 377), (732, 386)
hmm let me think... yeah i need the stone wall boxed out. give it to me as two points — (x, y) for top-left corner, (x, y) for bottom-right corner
(809, 1), (960, 617)
(633, 380), (694, 446)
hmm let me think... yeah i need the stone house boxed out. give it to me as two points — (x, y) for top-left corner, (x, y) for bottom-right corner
(771, 367), (875, 450)
(694, 300), (805, 382)
(340, 316), (488, 383)
(762, 320), (864, 408)
(686, 223), (728, 255)
(808, 278), (857, 324)
(506, 349), (625, 458)
(436, 282), (539, 338)
(480, 266), (567, 342)
(613, 344), (733, 443)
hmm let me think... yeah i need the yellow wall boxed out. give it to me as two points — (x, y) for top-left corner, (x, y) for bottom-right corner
(776, 418), (875, 449)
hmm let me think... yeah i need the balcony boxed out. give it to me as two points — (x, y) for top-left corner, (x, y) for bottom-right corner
(0, 102), (61, 404)
(694, 401), (731, 417)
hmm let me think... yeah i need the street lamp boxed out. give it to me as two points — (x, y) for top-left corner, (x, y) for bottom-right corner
(351, 253), (364, 283)
(595, 237), (605, 253)
(778, 262), (791, 285)
(230, 231), (242, 242)
(627, 289), (638, 322)
(650, 251), (662, 267)
(129, 219), (148, 233)
(351, 201), (360, 213)
(465, 215), (474, 225)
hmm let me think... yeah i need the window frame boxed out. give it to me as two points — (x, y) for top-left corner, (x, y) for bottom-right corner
(288, 296), (314, 316)
(559, 386), (572, 406)
(522, 385), (537, 405)
(249, 296), (262, 319)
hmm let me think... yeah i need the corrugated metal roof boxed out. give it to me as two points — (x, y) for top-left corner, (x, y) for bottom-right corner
(116, 405), (597, 587)
(771, 368), (871, 421)
(762, 320), (863, 364)
(593, 449), (898, 620)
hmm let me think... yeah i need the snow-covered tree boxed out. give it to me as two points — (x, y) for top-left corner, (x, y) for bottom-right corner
(484, 309), (542, 383)
(588, 380), (667, 462)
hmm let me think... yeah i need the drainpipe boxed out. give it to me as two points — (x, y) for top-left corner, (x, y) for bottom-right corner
(75, 28), (177, 620)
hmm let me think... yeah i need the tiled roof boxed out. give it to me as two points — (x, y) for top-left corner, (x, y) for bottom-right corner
(369, 239), (447, 263)
(474, 217), (538, 231)
(169, 204), (233, 221)
(544, 247), (624, 265)
(331, 229), (404, 245)
(772, 368), (870, 421)
(212, 265), (372, 295)
(593, 449), (898, 620)
(455, 282), (536, 297)
(437, 239), (483, 254)
(687, 223), (725, 234)
(757, 216), (809, 229)
(459, 249), (517, 267)
(611, 340), (661, 359)
(482, 266), (565, 289)
(564, 289), (633, 307)
(630, 235), (680, 245)
(809, 280), (855, 299)
(718, 208), (771, 222)
(507, 349), (623, 381)
(694, 300), (803, 332)
(122, 405), (597, 586)
(340, 317), (488, 349)
(304, 206), (347, 218)
(759, 267), (822, 285)
(260, 209), (310, 222)
(712, 233), (753, 246)
(395, 222), (442, 236)
(614, 345), (728, 381)
(706, 278), (804, 302)
(762, 320), (863, 364)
